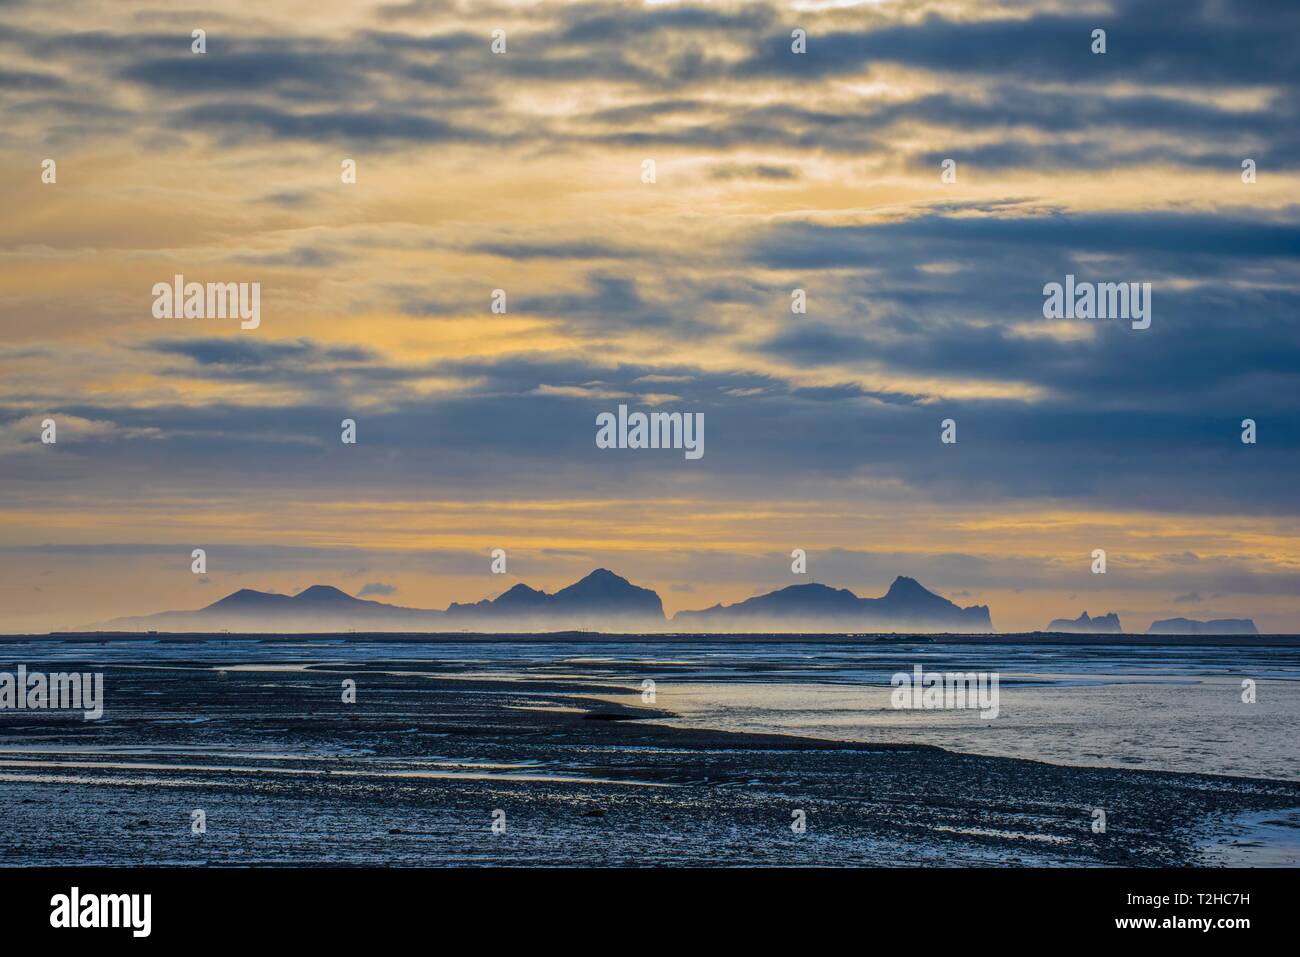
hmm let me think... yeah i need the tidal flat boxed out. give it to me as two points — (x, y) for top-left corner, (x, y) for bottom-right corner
(1, 638), (1297, 867)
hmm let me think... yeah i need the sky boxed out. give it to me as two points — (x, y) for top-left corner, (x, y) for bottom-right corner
(1, 0), (1298, 633)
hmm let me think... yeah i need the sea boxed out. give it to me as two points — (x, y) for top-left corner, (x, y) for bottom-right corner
(2, 634), (1296, 780)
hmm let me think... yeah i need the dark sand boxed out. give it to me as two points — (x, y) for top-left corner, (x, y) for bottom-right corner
(2, 659), (1297, 866)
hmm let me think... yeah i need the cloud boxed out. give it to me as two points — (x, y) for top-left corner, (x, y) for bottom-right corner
(748, 211), (1300, 271)
(357, 582), (398, 597)
(176, 102), (493, 146)
(468, 240), (641, 260)
(735, 1), (1300, 88)
(708, 162), (801, 181)
(5, 0), (1295, 168)
(146, 338), (376, 369)
(3, 0), (1300, 630)
(230, 246), (346, 269)
(0, 413), (162, 455)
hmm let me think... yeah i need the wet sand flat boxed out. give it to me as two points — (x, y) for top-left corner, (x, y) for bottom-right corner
(2, 656), (1298, 866)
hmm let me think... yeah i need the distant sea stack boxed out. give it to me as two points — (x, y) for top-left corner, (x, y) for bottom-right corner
(1147, 617), (1259, 635)
(1045, 611), (1123, 634)
(671, 575), (993, 633)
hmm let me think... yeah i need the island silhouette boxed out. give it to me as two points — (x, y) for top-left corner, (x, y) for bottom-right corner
(74, 569), (1262, 636)
(85, 569), (993, 634)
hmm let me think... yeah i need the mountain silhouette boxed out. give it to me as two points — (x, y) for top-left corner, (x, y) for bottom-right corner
(92, 570), (665, 633)
(204, 588), (293, 611)
(85, 570), (991, 634)
(446, 569), (664, 623)
(478, 582), (551, 611)
(1044, 611), (1123, 634)
(127, 584), (439, 631)
(1147, 617), (1258, 635)
(553, 568), (663, 614)
(673, 575), (992, 632)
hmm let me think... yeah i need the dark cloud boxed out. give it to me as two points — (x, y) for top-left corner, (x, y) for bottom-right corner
(0, 65), (64, 89)
(553, 4), (770, 45)
(468, 240), (640, 260)
(708, 163), (801, 181)
(5, 323), (1297, 518)
(122, 49), (373, 94)
(736, 0), (1300, 87)
(230, 246), (346, 268)
(402, 270), (767, 339)
(5, 0), (1294, 163)
(146, 338), (376, 368)
(4, 2), (1300, 530)
(176, 101), (493, 145)
(749, 211), (1300, 270)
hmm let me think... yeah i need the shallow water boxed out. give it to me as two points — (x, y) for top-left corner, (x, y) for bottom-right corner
(2, 637), (1297, 780)
(1201, 807), (1300, 866)
(2, 635), (1297, 866)
(622, 674), (1298, 781)
(3, 635), (1297, 780)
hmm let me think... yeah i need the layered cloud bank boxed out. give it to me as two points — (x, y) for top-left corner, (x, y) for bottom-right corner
(2, 0), (1298, 632)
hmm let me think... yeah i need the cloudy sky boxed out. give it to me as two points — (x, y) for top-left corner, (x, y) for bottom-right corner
(2, 0), (1298, 633)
